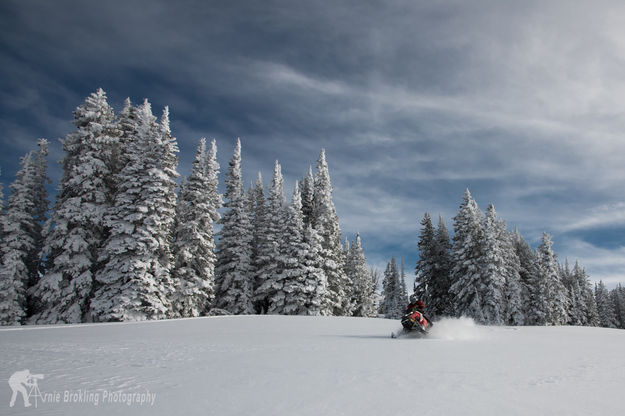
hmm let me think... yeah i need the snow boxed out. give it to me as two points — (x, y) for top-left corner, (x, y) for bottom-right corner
(1, 316), (624, 415)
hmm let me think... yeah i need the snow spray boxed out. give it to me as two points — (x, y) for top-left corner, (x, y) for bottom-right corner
(427, 317), (485, 340)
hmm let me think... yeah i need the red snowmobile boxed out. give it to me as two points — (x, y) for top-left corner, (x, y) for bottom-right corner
(400, 309), (431, 334)
(391, 299), (432, 338)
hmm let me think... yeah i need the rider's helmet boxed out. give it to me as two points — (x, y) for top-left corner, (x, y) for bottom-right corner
(409, 294), (418, 303)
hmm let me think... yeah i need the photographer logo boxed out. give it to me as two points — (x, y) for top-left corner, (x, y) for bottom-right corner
(7, 369), (156, 409)
(8, 369), (44, 408)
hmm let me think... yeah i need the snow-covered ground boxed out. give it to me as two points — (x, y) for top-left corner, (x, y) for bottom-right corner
(1, 316), (624, 415)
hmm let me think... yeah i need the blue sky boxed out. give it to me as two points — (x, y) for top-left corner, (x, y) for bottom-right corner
(2, 0), (625, 286)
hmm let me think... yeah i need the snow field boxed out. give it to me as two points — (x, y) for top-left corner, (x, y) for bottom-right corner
(1, 316), (624, 416)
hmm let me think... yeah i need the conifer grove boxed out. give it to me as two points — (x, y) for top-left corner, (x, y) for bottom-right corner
(1, 89), (624, 329)
(0, 89), (377, 324)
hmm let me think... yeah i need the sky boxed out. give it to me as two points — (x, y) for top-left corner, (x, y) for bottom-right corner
(2, 0), (625, 287)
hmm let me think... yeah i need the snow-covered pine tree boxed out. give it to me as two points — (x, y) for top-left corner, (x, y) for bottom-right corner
(172, 138), (221, 317)
(610, 284), (625, 329)
(91, 100), (179, 321)
(31, 89), (117, 324)
(414, 213), (437, 313)
(433, 215), (453, 316)
(348, 234), (376, 317)
(501, 230), (524, 326)
(399, 257), (408, 307)
(249, 172), (266, 283)
(571, 261), (598, 326)
(479, 204), (508, 325)
(300, 166), (315, 229)
(254, 161), (286, 313)
(313, 149), (351, 316)
(561, 259), (584, 325)
(449, 189), (485, 323)
(513, 229), (541, 323)
(214, 139), (254, 314)
(382, 257), (403, 319)
(0, 142), (49, 325)
(280, 182), (326, 315)
(28, 139), (50, 290)
(536, 233), (569, 325)
(370, 268), (382, 314)
(595, 281), (617, 328)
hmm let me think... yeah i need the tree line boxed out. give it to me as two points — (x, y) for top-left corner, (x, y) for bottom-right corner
(0, 89), (378, 325)
(380, 189), (624, 329)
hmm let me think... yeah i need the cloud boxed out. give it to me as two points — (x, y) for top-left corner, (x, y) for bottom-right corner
(3, 0), (625, 283)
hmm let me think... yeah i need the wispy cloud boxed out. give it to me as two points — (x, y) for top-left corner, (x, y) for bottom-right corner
(2, 0), (625, 283)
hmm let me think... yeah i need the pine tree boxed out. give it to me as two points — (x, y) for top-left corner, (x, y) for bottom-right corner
(562, 260), (585, 325)
(479, 205), (508, 325)
(250, 172), (266, 292)
(382, 257), (403, 319)
(574, 263), (599, 326)
(610, 284), (625, 329)
(432, 215), (453, 316)
(414, 213), (437, 312)
(91, 100), (178, 321)
(0, 142), (49, 325)
(415, 213), (454, 317)
(171, 138), (221, 317)
(501, 230), (524, 326)
(300, 166), (315, 228)
(513, 230), (541, 323)
(595, 281), (617, 328)
(31, 89), (117, 324)
(536, 233), (568, 325)
(254, 161), (286, 313)
(449, 189), (485, 323)
(280, 183), (326, 315)
(313, 149), (351, 316)
(399, 257), (408, 307)
(214, 139), (254, 314)
(348, 234), (376, 317)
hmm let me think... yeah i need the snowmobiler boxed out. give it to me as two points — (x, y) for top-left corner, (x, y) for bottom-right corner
(399, 297), (432, 335)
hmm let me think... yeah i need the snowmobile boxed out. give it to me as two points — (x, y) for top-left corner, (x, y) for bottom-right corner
(391, 310), (431, 338)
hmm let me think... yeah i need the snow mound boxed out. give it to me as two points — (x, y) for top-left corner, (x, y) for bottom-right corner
(428, 316), (485, 340)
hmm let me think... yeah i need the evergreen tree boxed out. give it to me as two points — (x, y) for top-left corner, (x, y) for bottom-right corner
(31, 89), (117, 323)
(513, 230), (541, 323)
(595, 281), (617, 328)
(250, 172), (266, 290)
(172, 138), (221, 317)
(480, 205), (507, 325)
(91, 100), (178, 321)
(414, 213), (437, 313)
(399, 257), (408, 308)
(575, 263), (600, 326)
(348, 234), (376, 317)
(610, 285), (625, 329)
(313, 149), (351, 316)
(536, 233), (568, 325)
(254, 161), (286, 313)
(0, 142), (49, 325)
(415, 213), (453, 318)
(433, 215), (453, 316)
(300, 166), (315, 228)
(382, 257), (403, 319)
(281, 183), (326, 315)
(501, 230), (524, 326)
(449, 189), (485, 323)
(562, 260), (585, 325)
(214, 139), (254, 314)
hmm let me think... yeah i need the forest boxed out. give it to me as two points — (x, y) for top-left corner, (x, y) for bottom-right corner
(0, 89), (623, 329)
